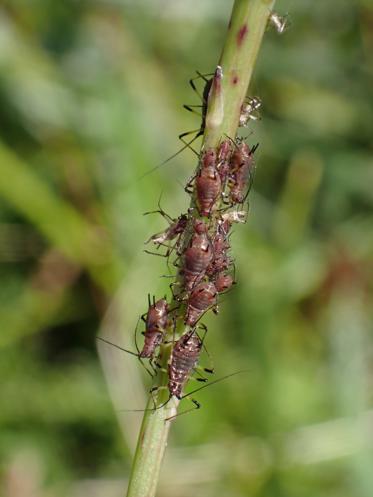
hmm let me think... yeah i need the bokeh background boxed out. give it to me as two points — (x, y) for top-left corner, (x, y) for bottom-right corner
(1, 1), (372, 496)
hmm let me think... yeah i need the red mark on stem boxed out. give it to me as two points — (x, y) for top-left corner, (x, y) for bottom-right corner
(237, 24), (248, 46)
(231, 73), (239, 85)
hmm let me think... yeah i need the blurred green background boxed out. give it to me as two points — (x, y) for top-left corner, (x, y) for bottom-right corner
(0, 1), (372, 496)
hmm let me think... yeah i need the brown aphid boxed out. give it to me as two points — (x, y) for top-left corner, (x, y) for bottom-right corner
(206, 220), (232, 278)
(183, 219), (213, 292)
(185, 281), (218, 327)
(145, 213), (188, 256)
(229, 142), (258, 205)
(191, 148), (222, 217)
(214, 272), (235, 293)
(168, 331), (202, 399)
(217, 139), (233, 186)
(140, 296), (169, 358)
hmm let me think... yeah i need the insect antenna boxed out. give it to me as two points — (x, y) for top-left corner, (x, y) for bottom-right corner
(136, 133), (201, 182)
(96, 336), (138, 357)
(143, 191), (175, 225)
(96, 336), (155, 378)
(136, 69), (213, 182)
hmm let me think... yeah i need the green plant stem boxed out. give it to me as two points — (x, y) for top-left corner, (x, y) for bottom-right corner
(205, 0), (276, 147)
(126, 1), (275, 496)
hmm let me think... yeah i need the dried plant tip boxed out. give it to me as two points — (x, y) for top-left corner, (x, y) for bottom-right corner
(205, 65), (224, 132)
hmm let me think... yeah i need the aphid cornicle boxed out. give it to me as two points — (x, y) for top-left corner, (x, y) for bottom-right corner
(229, 142), (258, 205)
(140, 296), (169, 358)
(183, 219), (213, 292)
(187, 148), (222, 217)
(185, 281), (218, 327)
(168, 331), (202, 399)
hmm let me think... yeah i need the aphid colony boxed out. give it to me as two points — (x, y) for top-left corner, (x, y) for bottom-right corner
(140, 135), (258, 405)
(97, 9), (289, 413)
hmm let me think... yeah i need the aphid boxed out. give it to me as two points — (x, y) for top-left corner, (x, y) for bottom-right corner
(144, 212), (188, 257)
(187, 148), (222, 217)
(228, 141), (259, 205)
(97, 297), (169, 376)
(183, 219), (213, 293)
(140, 296), (169, 359)
(269, 12), (288, 34)
(216, 139), (233, 187)
(221, 210), (247, 224)
(180, 70), (213, 144)
(239, 96), (262, 127)
(168, 331), (203, 399)
(214, 272), (235, 293)
(206, 220), (232, 278)
(185, 281), (218, 327)
(145, 214), (187, 246)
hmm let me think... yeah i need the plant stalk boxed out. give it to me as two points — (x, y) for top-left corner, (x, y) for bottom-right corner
(126, 1), (275, 496)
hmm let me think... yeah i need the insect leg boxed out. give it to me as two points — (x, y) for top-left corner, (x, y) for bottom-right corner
(189, 70), (213, 99)
(183, 104), (203, 117)
(165, 398), (201, 422)
(143, 193), (175, 224)
(177, 129), (201, 158)
(194, 323), (215, 374)
(184, 173), (197, 194)
(144, 248), (171, 258)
